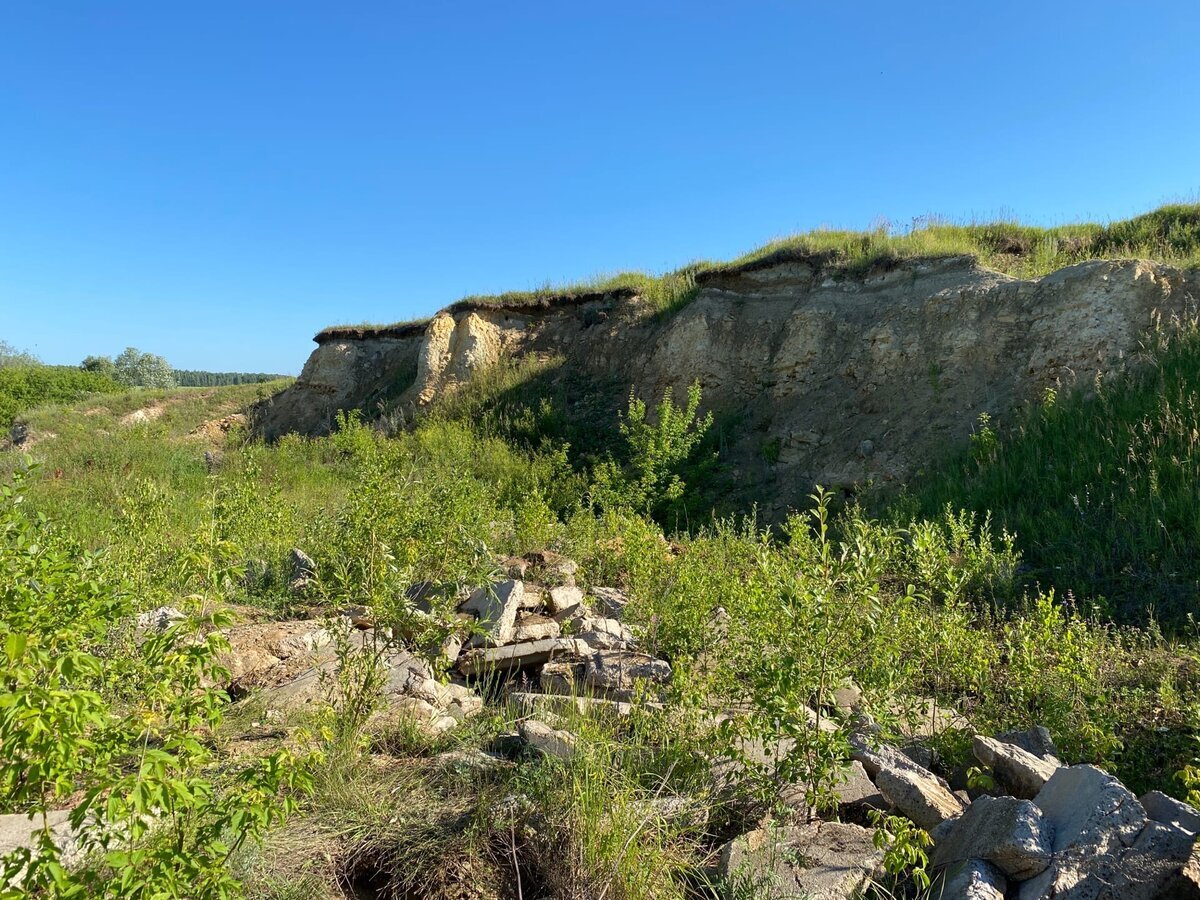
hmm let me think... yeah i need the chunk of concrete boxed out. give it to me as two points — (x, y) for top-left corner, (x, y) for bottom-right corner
(460, 580), (524, 647)
(547, 584), (583, 616)
(590, 587), (630, 620)
(996, 725), (1061, 763)
(519, 719), (576, 760)
(1140, 790), (1200, 836)
(574, 616), (635, 650)
(512, 613), (560, 643)
(456, 637), (591, 676)
(1019, 765), (1149, 899)
(931, 796), (1052, 881)
(719, 821), (883, 899)
(936, 859), (1007, 900)
(875, 763), (967, 831)
(973, 734), (1061, 799)
(582, 650), (671, 700)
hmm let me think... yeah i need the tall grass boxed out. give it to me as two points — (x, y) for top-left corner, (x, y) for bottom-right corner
(893, 315), (1200, 626)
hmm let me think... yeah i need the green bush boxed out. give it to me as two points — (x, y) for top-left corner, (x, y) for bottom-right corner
(0, 366), (121, 428)
(0, 462), (313, 896)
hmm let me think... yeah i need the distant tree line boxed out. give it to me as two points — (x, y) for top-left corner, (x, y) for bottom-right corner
(1, 340), (284, 426)
(173, 370), (286, 387)
(81, 349), (285, 388)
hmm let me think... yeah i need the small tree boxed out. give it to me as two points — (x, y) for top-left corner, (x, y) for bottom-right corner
(0, 341), (39, 369)
(112, 347), (177, 388)
(81, 354), (116, 378)
(592, 380), (714, 519)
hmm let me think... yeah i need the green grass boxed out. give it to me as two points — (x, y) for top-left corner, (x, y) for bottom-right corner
(332, 203), (1200, 336)
(891, 316), (1200, 627)
(8, 371), (1200, 896)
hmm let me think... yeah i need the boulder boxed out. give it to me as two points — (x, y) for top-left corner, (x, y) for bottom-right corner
(519, 719), (576, 760)
(973, 734), (1061, 800)
(1140, 790), (1200, 835)
(288, 547), (317, 593)
(460, 580), (524, 647)
(590, 587), (630, 620)
(512, 613), (560, 643)
(719, 821), (883, 899)
(851, 734), (965, 830)
(874, 764), (967, 831)
(850, 732), (937, 779)
(547, 584), (584, 616)
(931, 796), (1052, 880)
(456, 637), (591, 677)
(996, 725), (1061, 763)
(1104, 819), (1200, 899)
(582, 650), (671, 700)
(936, 859), (1007, 900)
(1019, 765), (1149, 899)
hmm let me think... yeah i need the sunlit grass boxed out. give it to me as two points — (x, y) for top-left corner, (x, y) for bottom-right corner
(336, 203), (1200, 331)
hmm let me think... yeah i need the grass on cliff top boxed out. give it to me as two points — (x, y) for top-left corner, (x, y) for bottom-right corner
(328, 203), (1200, 335)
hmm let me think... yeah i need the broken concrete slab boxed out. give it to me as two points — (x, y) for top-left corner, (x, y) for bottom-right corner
(719, 821), (883, 899)
(456, 637), (591, 677)
(931, 795), (1052, 881)
(460, 580), (524, 647)
(590, 587), (630, 620)
(519, 719), (576, 760)
(582, 649), (670, 700)
(511, 613), (560, 643)
(973, 734), (1061, 800)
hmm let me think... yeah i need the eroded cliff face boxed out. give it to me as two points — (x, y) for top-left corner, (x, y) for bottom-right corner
(255, 327), (425, 440)
(258, 257), (1198, 511)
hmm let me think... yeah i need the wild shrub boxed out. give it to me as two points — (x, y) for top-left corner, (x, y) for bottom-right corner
(592, 381), (714, 522)
(0, 365), (121, 427)
(0, 461), (313, 897)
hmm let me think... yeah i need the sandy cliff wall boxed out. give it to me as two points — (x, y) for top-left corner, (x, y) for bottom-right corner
(257, 258), (1198, 510)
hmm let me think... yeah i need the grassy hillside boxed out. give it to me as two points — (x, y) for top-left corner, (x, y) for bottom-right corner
(330, 203), (1200, 333)
(3, 378), (1200, 896)
(891, 316), (1200, 628)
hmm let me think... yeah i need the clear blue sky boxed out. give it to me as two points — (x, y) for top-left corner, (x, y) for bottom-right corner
(3, 1), (1198, 374)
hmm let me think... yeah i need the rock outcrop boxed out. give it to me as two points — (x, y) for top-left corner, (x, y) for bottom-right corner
(257, 257), (1199, 512)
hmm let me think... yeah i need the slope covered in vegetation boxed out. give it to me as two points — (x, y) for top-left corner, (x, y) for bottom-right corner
(894, 316), (1200, 627)
(3, 372), (1200, 896)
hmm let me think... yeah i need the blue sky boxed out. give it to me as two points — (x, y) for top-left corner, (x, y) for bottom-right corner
(2, 1), (1198, 374)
